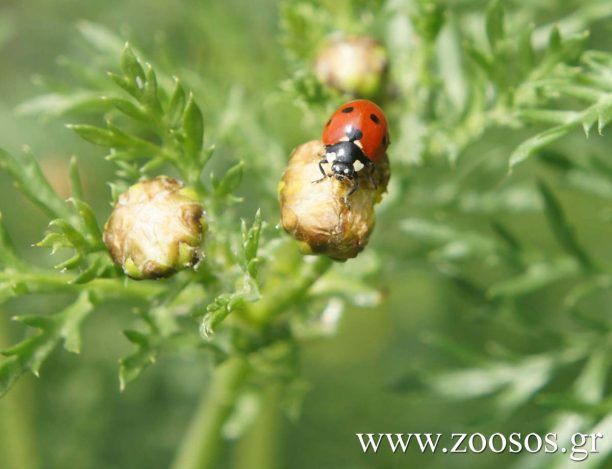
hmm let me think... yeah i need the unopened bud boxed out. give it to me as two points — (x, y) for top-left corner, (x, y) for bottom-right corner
(103, 176), (206, 279)
(314, 36), (388, 97)
(279, 140), (389, 261)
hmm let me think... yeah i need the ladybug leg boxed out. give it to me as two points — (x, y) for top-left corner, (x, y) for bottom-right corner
(313, 158), (329, 183)
(366, 160), (377, 189)
(343, 177), (359, 208)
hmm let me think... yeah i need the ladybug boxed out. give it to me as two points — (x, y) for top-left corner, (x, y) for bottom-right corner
(316, 99), (390, 200)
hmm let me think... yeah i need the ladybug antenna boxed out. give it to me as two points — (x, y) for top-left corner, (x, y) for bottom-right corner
(345, 126), (363, 142)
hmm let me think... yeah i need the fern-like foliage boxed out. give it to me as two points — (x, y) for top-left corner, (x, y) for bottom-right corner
(1, 1), (612, 466)
(0, 27), (361, 418)
(279, 1), (612, 463)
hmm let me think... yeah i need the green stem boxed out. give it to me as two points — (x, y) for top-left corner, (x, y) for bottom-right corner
(171, 356), (249, 469)
(0, 323), (38, 469)
(172, 257), (332, 468)
(235, 383), (282, 469)
(244, 256), (333, 325)
(0, 270), (164, 300)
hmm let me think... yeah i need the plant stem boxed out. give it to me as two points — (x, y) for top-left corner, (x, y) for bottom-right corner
(0, 271), (164, 300)
(171, 355), (249, 469)
(235, 383), (282, 469)
(0, 324), (38, 469)
(172, 256), (332, 468)
(245, 256), (333, 325)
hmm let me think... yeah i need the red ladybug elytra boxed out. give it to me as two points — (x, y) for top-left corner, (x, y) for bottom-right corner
(316, 99), (390, 198)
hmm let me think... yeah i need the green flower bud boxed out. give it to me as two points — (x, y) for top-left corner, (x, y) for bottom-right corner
(103, 176), (206, 279)
(314, 36), (388, 97)
(279, 140), (390, 261)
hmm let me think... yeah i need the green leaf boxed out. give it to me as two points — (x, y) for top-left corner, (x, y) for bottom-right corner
(490, 221), (521, 253)
(117, 299), (189, 390)
(69, 198), (103, 247)
(0, 283), (18, 304)
(213, 161), (243, 197)
(120, 43), (146, 95)
(537, 181), (593, 269)
(107, 122), (159, 152)
(0, 147), (73, 221)
(77, 21), (124, 56)
(71, 255), (113, 284)
(240, 210), (263, 278)
(538, 395), (612, 418)
(518, 109), (581, 125)
(548, 26), (561, 52)
(536, 29), (589, 79)
(200, 276), (261, 337)
(103, 97), (148, 122)
(37, 208), (102, 269)
(54, 253), (82, 271)
(69, 124), (118, 146)
(36, 232), (69, 254)
(107, 72), (133, 96)
(142, 64), (162, 115)
(509, 125), (570, 169)
(242, 209), (262, 265)
(200, 293), (232, 337)
(518, 24), (535, 72)
(118, 329), (157, 391)
(426, 353), (561, 414)
(464, 42), (494, 77)
(485, 0), (504, 52)
(70, 123), (159, 153)
(0, 212), (22, 268)
(0, 359), (23, 399)
(68, 156), (85, 202)
(16, 92), (107, 117)
(48, 219), (88, 252)
(574, 350), (608, 404)
(167, 78), (186, 126)
(488, 257), (579, 298)
(182, 93), (204, 161)
(401, 218), (503, 261)
(0, 292), (94, 397)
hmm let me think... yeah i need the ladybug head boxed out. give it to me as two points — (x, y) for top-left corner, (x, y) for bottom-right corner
(331, 161), (355, 179)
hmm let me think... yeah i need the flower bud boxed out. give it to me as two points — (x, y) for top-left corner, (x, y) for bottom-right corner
(279, 140), (389, 261)
(314, 36), (388, 97)
(103, 176), (206, 279)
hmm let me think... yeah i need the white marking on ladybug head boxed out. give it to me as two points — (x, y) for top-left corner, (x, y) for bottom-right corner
(344, 168), (349, 174)
(326, 152), (337, 163)
(354, 160), (364, 172)
(338, 148), (345, 156)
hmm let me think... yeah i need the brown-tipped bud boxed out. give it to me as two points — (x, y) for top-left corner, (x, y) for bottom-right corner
(103, 176), (206, 279)
(314, 36), (388, 97)
(279, 140), (390, 261)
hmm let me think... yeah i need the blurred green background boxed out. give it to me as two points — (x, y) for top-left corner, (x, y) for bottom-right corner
(0, 0), (611, 468)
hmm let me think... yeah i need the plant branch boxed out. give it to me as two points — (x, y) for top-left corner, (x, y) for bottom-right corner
(0, 270), (164, 300)
(0, 324), (39, 469)
(171, 356), (249, 469)
(235, 383), (282, 469)
(244, 256), (333, 326)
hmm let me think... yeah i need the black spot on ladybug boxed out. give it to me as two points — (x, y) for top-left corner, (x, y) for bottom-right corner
(345, 126), (363, 142)
(370, 113), (380, 124)
(342, 106), (354, 113)
(382, 135), (388, 146)
(326, 118), (332, 127)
